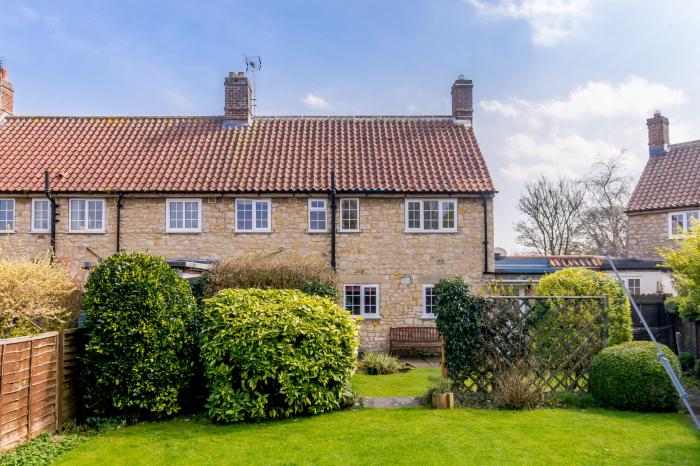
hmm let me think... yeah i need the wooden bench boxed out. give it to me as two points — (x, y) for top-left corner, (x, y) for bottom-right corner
(389, 327), (441, 354)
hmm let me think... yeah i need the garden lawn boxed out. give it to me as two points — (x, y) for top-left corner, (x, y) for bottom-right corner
(351, 367), (440, 397)
(56, 409), (699, 465)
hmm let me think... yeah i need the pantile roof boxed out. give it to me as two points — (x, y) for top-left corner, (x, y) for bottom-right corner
(0, 115), (494, 194)
(627, 139), (700, 212)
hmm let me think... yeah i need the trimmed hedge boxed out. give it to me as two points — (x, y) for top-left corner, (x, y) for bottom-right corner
(201, 289), (359, 422)
(536, 268), (633, 346)
(81, 253), (197, 420)
(589, 341), (681, 411)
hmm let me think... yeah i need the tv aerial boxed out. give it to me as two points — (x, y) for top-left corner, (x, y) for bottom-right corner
(243, 56), (261, 115)
(244, 56), (261, 73)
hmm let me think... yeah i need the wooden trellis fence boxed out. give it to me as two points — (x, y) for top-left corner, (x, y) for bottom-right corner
(0, 328), (84, 451)
(454, 296), (608, 401)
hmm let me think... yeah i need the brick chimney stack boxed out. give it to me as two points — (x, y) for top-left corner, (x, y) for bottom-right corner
(0, 67), (14, 116)
(451, 75), (473, 124)
(646, 110), (669, 156)
(224, 71), (252, 125)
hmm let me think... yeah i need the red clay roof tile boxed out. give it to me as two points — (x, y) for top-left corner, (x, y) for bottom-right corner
(627, 139), (700, 212)
(0, 116), (494, 194)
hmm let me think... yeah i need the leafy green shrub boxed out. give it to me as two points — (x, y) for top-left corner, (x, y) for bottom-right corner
(203, 254), (339, 301)
(536, 268), (633, 346)
(679, 352), (696, 373)
(81, 252), (197, 421)
(659, 223), (700, 321)
(434, 278), (487, 384)
(201, 289), (359, 422)
(0, 252), (82, 338)
(589, 341), (681, 411)
(359, 353), (402, 375)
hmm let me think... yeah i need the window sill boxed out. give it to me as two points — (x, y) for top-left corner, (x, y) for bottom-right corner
(339, 229), (362, 234)
(350, 315), (382, 320)
(0, 230), (16, 234)
(235, 230), (273, 234)
(307, 230), (329, 234)
(31, 231), (50, 234)
(404, 229), (458, 234)
(68, 230), (106, 234)
(165, 230), (202, 234)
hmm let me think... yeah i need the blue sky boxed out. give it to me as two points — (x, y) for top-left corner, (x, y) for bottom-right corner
(2, 0), (699, 251)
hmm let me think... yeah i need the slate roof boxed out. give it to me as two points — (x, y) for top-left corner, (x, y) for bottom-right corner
(0, 115), (495, 194)
(627, 139), (700, 212)
(494, 255), (665, 275)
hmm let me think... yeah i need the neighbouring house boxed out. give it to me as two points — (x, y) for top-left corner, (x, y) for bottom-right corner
(492, 254), (673, 296)
(627, 111), (700, 261)
(0, 67), (496, 352)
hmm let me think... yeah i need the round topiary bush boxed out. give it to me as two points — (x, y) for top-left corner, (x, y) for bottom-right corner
(536, 268), (633, 346)
(201, 288), (359, 422)
(81, 252), (197, 420)
(589, 341), (681, 411)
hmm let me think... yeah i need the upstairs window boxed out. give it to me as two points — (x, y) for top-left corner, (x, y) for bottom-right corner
(69, 199), (105, 233)
(0, 199), (15, 233)
(422, 285), (437, 318)
(32, 199), (50, 233)
(405, 199), (457, 232)
(308, 199), (328, 232)
(236, 199), (271, 232)
(669, 210), (699, 237)
(344, 284), (379, 318)
(166, 199), (201, 233)
(340, 198), (360, 232)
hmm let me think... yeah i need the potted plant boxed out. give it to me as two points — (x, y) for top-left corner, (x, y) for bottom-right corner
(428, 376), (454, 409)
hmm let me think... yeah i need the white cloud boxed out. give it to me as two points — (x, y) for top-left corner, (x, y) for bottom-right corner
(407, 104), (418, 112)
(468, 0), (596, 46)
(481, 75), (685, 124)
(480, 99), (520, 117)
(500, 130), (620, 180)
(300, 93), (330, 109)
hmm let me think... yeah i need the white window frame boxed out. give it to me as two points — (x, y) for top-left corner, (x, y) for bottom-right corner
(69, 198), (106, 233)
(668, 210), (700, 238)
(339, 198), (360, 232)
(235, 199), (272, 233)
(625, 277), (641, 295)
(404, 199), (457, 232)
(343, 284), (380, 319)
(0, 198), (15, 233)
(308, 198), (328, 233)
(422, 284), (437, 319)
(165, 198), (202, 233)
(31, 198), (51, 233)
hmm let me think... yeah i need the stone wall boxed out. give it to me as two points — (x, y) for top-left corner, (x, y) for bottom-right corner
(628, 210), (676, 261)
(1, 194), (494, 352)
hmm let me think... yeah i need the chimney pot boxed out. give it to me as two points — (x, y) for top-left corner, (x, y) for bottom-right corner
(0, 67), (14, 116)
(646, 111), (669, 156)
(224, 71), (252, 125)
(451, 75), (473, 124)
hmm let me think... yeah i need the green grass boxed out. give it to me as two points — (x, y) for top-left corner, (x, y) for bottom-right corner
(55, 409), (699, 465)
(351, 368), (440, 397)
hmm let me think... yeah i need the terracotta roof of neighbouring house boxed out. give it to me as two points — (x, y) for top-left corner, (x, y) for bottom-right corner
(547, 256), (603, 268)
(0, 115), (495, 194)
(627, 139), (700, 212)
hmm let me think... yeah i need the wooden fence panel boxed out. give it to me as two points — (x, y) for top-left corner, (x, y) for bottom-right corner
(0, 329), (83, 452)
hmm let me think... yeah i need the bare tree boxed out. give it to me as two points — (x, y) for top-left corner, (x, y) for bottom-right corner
(578, 154), (633, 256)
(515, 176), (586, 255)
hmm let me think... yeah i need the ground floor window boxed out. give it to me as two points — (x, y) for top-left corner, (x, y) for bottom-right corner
(344, 284), (379, 318)
(422, 284), (437, 318)
(625, 278), (641, 295)
(0, 199), (15, 233)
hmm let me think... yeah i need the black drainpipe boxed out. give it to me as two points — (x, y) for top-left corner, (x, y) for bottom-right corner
(116, 193), (124, 254)
(480, 192), (489, 274)
(330, 171), (337, 270)
(43, 170), (57, 258)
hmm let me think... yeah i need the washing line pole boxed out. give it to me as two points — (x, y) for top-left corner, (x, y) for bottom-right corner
(605, 253), (700, 430)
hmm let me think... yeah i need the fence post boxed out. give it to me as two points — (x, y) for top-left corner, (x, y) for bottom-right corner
(26, 338), (34, 441)
(56, 330), (64, 431)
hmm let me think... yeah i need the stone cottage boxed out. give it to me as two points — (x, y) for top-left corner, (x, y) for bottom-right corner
(0, 67), (496, 352)
(627, 111), (700, 261)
